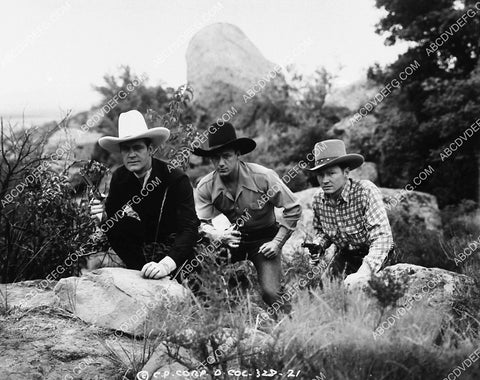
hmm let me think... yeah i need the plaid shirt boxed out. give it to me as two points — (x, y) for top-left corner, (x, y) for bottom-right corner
(312, 178), (393, 272)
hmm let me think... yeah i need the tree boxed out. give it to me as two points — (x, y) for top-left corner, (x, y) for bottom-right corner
(370, 0), (480, 206)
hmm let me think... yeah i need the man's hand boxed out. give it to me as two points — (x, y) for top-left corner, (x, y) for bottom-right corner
(221, 226), (242, 248)
(90, 199), (105, 222)
(141, 261), (170, 279)
(259, 240), (281, 259)
(302, 243), (321, 266)
(203, 224), (241, 248)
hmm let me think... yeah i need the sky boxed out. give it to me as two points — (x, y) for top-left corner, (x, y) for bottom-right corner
(0, 0), (407, 124)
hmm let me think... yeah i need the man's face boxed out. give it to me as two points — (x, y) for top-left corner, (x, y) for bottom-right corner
(119, 139), (153, 175)
(316, 165), (349, 195)
(210, 148), (240, 178)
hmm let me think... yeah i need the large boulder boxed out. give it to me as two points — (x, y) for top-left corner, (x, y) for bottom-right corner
(328, 114), (378, 152)
(381, 187), (442, 231)
(278, 186), (442, 256)
(54, 268), (190, 335)
(186, 23), (285, 129)
(378, 264), (476, 309)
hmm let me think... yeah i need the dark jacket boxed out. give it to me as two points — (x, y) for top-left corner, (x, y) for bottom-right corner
(105, 158), (199, 267)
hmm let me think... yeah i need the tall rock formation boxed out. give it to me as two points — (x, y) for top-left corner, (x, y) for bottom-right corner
(186, 23), (284, 130)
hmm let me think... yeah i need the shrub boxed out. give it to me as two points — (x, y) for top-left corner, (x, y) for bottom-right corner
(1, 167), (93, 282)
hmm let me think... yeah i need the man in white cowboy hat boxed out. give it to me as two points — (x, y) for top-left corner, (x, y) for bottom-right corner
(305, 139), (394, 287)
(193, 121), (302, 313)
(90, 110), (199, 280)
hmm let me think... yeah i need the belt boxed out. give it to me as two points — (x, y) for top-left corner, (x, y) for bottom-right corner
(238, 223), (279, 242)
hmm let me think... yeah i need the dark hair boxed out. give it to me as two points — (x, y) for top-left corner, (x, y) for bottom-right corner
(140, 138), (152, 147)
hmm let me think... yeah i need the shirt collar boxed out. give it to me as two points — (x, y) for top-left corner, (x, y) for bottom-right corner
(211, 161), (258, 201)
(238, 161), (258, 192)
(322, 178), (352, 205)
(134, 167), (152, 190)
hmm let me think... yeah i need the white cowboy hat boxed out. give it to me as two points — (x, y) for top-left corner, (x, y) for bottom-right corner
(306, 139), (364, 172)
(98, 110), (170, 153)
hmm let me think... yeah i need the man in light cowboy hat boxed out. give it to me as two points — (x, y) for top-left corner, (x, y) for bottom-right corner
(305, 139), (394, 287)
(193, 121), (302, 312)
(90, 110), (199, 279)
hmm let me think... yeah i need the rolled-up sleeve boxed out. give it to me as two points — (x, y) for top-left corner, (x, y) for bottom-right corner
(194, 181), (220, 222)
(362, 183), (393, 272)
(265, 170), (302, 230)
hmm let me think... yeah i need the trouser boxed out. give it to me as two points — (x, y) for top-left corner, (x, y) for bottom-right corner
(330, 245), (395, 277)
(227, 224), (289, 313)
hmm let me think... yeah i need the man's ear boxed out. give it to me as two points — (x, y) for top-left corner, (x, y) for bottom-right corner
(149, 145), (158, 156)
(343, 167), (350, 176)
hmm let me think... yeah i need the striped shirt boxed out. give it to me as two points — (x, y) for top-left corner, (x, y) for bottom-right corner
(312, 178), (393, 272)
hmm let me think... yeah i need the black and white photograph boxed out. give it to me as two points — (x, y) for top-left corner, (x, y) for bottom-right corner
(1, 1), (480, 379)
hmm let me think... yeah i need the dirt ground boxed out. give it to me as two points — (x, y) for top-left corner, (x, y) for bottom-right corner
(0, 280), (166, 380)
(0, 306), (125, 379)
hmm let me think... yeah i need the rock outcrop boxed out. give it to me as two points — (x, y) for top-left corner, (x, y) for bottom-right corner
(381, 187), (442, 231)
(378, 264), (477, 309)
(328, 114), (378, 152)
(186, 23), (284, 129)
(54, 268), (190, 335)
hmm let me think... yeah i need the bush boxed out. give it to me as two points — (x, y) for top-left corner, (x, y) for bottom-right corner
(0, 167), (94, 282)
(0, 117), (96, 282)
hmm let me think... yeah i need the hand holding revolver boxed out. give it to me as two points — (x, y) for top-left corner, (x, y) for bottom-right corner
(301, 242), (323, 266)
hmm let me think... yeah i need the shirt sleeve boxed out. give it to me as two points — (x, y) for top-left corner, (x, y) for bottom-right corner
(312, 191), (332, 250)
(361, 182), (393, 272)
(264, 169), (302, 230)
(194, 180), (221, 222)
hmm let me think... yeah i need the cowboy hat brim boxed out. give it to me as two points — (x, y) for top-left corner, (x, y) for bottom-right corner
(192, 137), (256, 157)
(306, 154), (364, 172)
(98, 127), (170, 153)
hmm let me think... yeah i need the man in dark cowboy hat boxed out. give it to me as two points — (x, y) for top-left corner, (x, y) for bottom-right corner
(90, 110), (199, 279)
(193, 121), (302, 311)
(306, 139), (393, 288)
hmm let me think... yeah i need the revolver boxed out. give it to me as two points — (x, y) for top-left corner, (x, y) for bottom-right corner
(301, 241), (322, 265)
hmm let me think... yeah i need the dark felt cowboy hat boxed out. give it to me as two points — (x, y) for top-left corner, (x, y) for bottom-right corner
(192, 122), (256, 157)
(306, 139), (364, 172)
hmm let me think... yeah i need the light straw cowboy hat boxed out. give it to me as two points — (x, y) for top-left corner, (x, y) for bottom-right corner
(306, 139), (364, 172)
(192, 122), (256, 157)
(98, 110), (170, 153)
